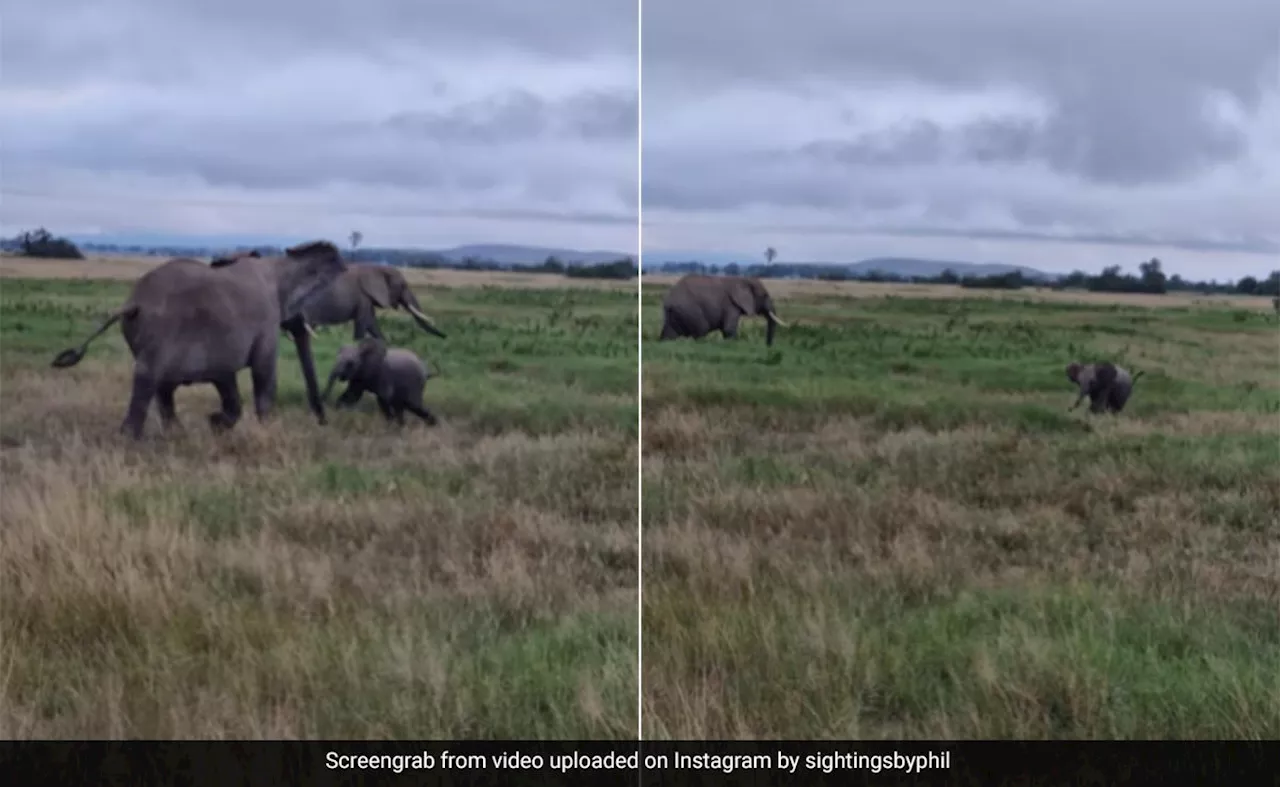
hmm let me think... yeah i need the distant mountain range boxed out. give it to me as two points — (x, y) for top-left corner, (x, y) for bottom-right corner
(841, 257), (1058, 280)
(60, 232), (1058, 278)
(62, 233), (633, 265)
(643, 253), (1061, 280)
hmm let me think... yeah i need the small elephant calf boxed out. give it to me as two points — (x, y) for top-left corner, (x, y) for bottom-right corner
(324, 338), (438, 426)
(1066, 361), (1144, 414)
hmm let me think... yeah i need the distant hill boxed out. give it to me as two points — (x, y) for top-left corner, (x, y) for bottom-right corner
(845, 257), (1058, 280)
(61, 234), (632, 266)
(437, 244), (631, 265)
(645, 254), (1061, 281)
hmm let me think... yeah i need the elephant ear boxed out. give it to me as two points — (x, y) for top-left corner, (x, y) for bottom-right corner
(727, 281), (755, 315)
(359, 268), (394, 309)
(356, 337), (388, 381)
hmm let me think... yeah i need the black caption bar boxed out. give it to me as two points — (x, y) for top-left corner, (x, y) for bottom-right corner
(1, 740), (1275, 786)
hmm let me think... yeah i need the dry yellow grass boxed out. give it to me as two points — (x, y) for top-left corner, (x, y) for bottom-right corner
(0, 253), (634, 291)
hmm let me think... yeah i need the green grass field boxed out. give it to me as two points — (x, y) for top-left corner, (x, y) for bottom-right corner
(5, 265), (1278, 740)
(641, 283), (1280, 739)
(0, 273), (638, 738)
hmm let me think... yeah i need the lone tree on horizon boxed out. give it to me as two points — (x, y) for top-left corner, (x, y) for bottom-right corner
(765, 246), (777, 266)
(349, 230), (363, 252)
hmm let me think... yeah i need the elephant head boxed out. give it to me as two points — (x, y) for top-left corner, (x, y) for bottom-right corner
(355, 266), (445, 339)
(323, 338), (387, 402)
(726, 277), (787, 346)
(276, 241), (350, 320)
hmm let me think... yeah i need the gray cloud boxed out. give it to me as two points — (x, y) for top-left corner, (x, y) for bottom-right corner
(642, 0), (1280, 275)
(384, 89), (638, 146)
(0, 0), (638, 250)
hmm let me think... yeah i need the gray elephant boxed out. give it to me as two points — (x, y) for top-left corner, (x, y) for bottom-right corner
(302, 263), (445, 341)
(323, 337), (438, 426)
(211, 249), (320, 340)
(52, 240), (347, 438)
(658, 274), (788, 346)
(1066, 361), (1145, 414)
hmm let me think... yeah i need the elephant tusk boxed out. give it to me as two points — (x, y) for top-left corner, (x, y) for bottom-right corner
(406, 304), (437, 324)
(306, 322), (319, 338)
(768, 310), (788, 327)
(406, 304), (446, 337)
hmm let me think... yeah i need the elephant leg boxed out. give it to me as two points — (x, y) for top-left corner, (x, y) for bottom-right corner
(209, 375), (243, 432)
(374, 395), (395, 421)
(353, 303), (383, 341)
(721, 309), (742, 339)
(662, 307), (698, 339)
(684, 310), (712, 340)
(119, 370), (157, 440)
(156, 383), (180, 429)
(1108, 383), (1131, 413)
(1089, 387), (1109, 414)
(405, 401), (439, 426)
(250, 347), (278, 421)
(392, 403), (407, 426)
(336, 381), (366, 409)
(659, 310), (678, 341)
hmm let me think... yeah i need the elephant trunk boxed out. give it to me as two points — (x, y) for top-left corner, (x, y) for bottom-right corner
(763, 300), (785, 346)
(322, 368), (342, 402)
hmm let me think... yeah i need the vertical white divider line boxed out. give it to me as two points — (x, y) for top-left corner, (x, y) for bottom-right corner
(635, 0), (646, 755)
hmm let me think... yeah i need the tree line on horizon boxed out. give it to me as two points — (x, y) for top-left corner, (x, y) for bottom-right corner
(651, 258), (1280, 297)
(0, 228), (639, 280)
(4, 228), (1275, 295)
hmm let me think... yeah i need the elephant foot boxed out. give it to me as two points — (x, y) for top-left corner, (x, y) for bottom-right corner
(207, 411), (239, 433)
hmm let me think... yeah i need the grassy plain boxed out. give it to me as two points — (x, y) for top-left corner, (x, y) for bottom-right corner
(0, 259), (637, 738)
(641, 278), (1280, 738)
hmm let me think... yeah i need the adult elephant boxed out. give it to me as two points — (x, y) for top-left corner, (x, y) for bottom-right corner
(659, 274), (788, 347)
(51, 240), (346, 438)
(302, 264), (446, 341)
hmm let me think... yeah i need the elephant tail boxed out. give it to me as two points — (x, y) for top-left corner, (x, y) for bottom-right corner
(51, 304), (138, 368)
(1132, 370), (1146, 384)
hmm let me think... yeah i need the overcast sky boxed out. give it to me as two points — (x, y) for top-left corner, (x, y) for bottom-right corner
(1, 0), (638, 253)
(642, 0), (1280, 280)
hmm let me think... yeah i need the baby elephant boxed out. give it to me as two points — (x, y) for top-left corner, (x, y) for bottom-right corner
(1066, 361), (1145, 414)
(324, 338), (438, 426)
